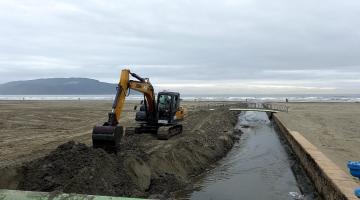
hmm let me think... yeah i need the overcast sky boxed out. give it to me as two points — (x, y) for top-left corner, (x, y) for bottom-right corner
(0, 0), (360, 94)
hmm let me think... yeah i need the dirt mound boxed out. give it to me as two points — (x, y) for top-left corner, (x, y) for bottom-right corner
(17, 141), (139, 197)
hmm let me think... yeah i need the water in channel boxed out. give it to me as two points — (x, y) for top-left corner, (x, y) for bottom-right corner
(178, 111), (317, 200)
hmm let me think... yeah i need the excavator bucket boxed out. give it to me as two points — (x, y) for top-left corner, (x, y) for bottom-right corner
(92, 125), (123, 153)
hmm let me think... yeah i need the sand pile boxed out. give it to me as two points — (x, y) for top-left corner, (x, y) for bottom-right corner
(17, 141), (139, 197)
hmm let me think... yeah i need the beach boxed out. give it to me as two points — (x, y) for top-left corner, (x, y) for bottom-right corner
(276, 102), (360, 173)
(0, 100), (243, 197)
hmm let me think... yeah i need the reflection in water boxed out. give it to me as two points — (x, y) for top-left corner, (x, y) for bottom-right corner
(179, 111), (313, 200)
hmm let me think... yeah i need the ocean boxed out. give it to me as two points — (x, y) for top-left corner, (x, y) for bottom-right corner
(0, 94), (359, 102)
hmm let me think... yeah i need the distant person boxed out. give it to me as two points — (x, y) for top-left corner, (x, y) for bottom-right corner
(286, 98), (289, 103)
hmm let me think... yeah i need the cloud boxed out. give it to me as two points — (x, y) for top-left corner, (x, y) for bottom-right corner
(0, 0), (360, 94)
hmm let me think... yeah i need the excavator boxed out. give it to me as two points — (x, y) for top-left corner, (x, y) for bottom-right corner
(92, 69), (185, 152)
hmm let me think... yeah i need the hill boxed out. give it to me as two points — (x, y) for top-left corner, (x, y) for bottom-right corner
(0, 78), (118, 95)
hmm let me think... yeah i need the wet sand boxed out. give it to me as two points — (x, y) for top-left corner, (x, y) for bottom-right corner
(276, 102), (360, 173)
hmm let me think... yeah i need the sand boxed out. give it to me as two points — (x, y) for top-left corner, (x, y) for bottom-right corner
(276, 102), (360, 173)
(0, 100), (241, 198)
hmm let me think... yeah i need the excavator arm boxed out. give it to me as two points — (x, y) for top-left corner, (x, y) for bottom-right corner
(92, 69), (155, 152)
(106, 69), (155, 126)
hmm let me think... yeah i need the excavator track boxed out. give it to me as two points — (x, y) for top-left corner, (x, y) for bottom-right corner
(157, 124), (183, 140)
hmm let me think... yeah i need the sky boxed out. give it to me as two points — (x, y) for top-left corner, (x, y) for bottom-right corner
(0, 0), (360, 95)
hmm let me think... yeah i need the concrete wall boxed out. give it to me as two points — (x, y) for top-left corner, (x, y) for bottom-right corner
(273, 114), (358, 200)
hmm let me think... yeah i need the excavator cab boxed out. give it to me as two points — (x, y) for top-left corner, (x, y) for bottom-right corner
(134, 91), (184, 139)
(136, 92), (182, 124)
(157, 92), (181, 124)
(156, 91), (184, 140)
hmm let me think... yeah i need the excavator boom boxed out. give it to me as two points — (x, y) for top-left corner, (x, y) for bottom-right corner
(105, 69), (155, 126)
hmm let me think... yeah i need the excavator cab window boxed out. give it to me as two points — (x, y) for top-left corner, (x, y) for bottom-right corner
(157, 92), (180, 123)
(158, 94), (172, 117)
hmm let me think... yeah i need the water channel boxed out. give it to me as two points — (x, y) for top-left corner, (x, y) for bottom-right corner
(178, 111), (319, 200)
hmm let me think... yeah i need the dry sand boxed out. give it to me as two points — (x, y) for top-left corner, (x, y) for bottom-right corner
(0, 100), (110, 168)
(276, 102), (360, 173)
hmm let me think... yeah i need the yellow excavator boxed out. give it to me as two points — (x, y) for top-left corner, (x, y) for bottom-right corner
(92, 69), (185, 152)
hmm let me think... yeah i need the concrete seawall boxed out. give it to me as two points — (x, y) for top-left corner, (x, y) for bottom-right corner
(273, 114), (358, 200)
